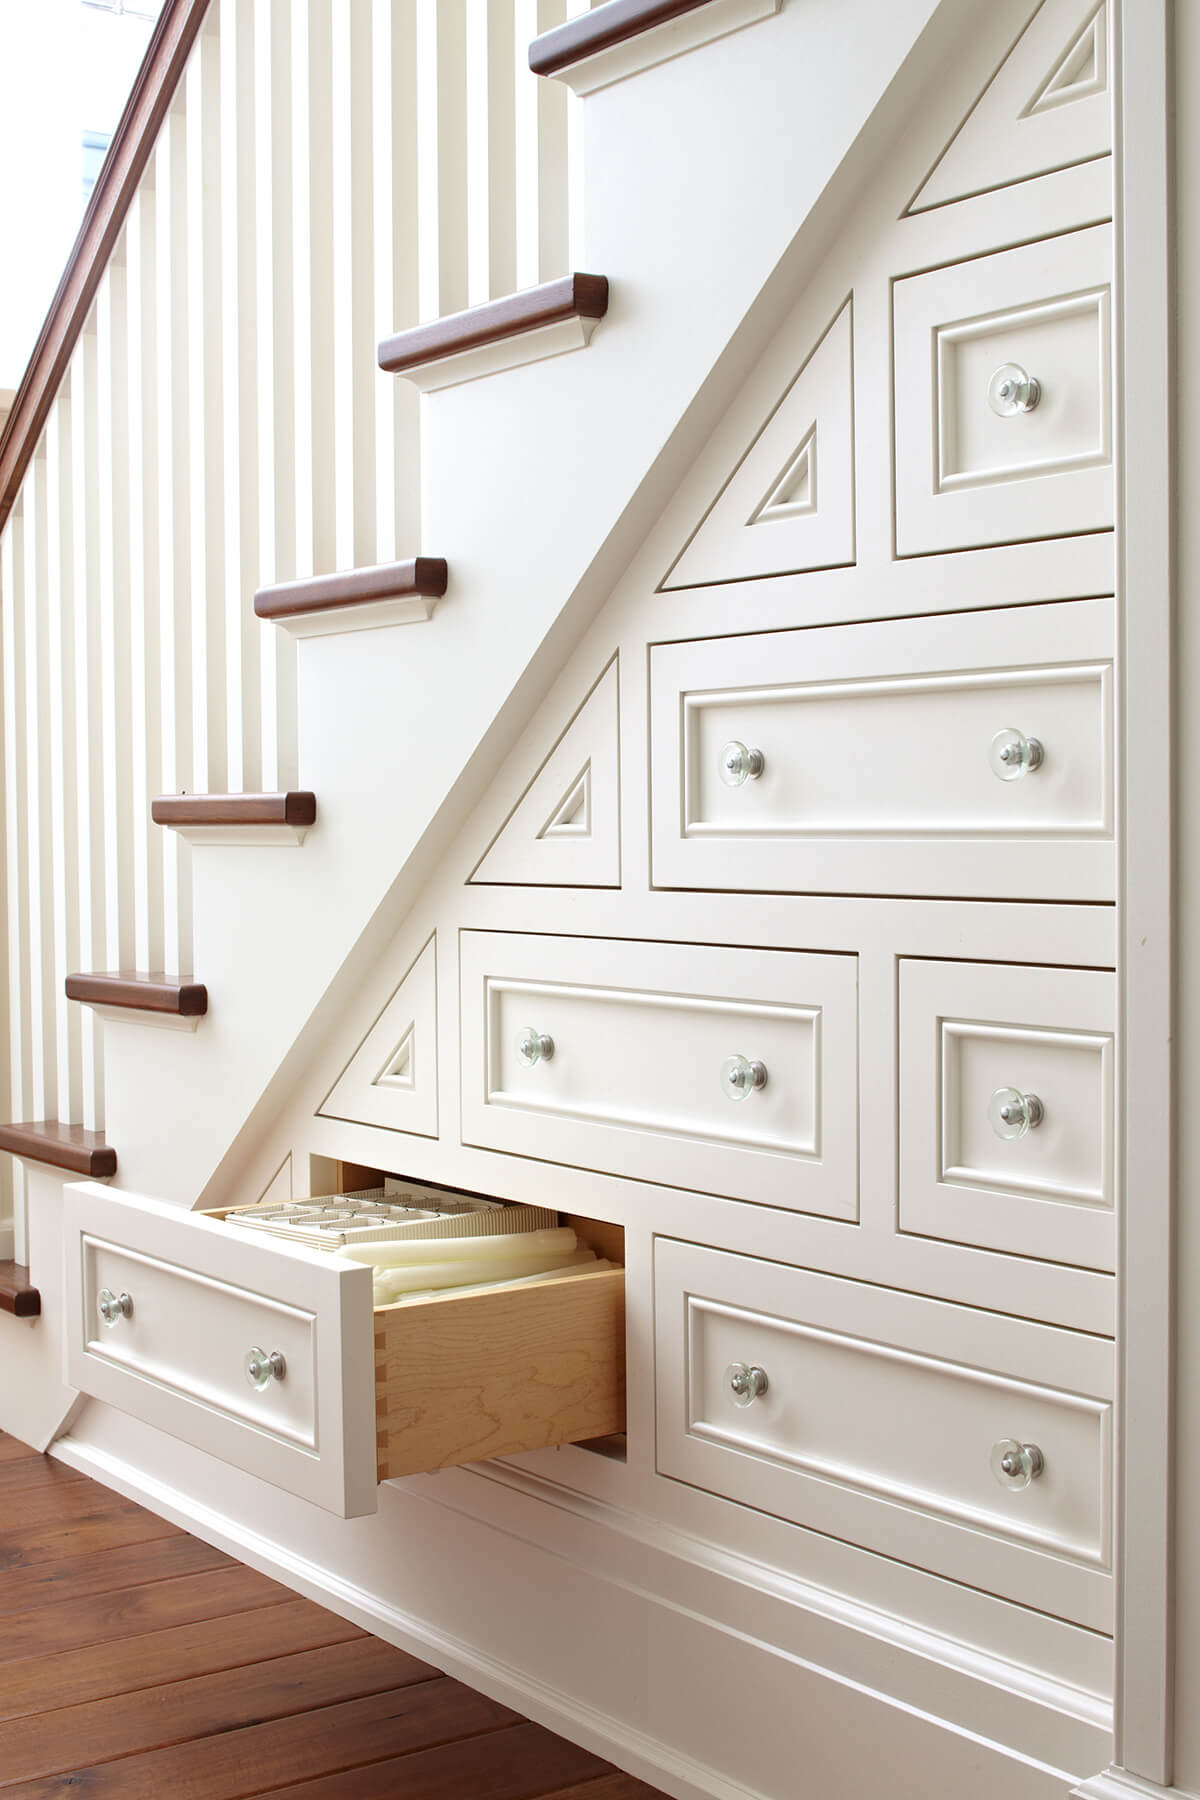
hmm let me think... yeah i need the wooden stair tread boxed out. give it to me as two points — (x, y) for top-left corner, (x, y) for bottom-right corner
(0, 1122), (116, 1178)
(151, 792), (317, 828)
(0, 1263), (40, 1319)
(65, 973), (208, 1018)
(529, 0), (716, 74)
(254, 559), (448, 623)
(378, 274), (609, 375)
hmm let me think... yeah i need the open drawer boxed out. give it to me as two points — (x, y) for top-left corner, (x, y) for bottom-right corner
(61, 1181), (625, 1518)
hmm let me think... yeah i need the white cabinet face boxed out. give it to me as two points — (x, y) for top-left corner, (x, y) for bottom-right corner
(459, 933), (858, 1217)
(650, 598), (1114, 901)
(898, 959), (1115, 1270)
(654, 1238), (1113, 1631)
(893, 225), (1113, 555)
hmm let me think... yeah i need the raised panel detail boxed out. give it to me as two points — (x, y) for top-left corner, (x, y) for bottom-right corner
(894, 226), (1112, 555)
(662, 298), (854, 588)
(899, 958), (1115, 1268)
(319, 934), (438, 1136)
(460, 933), (858, 1217)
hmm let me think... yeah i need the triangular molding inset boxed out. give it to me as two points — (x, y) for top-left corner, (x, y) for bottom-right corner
(908, 0), (1110, 214)
(318, 935), (438, 1137)
(661, 298), (853, 589)
(471, 661), (619, 887)
(256, 1154), (292, 1207)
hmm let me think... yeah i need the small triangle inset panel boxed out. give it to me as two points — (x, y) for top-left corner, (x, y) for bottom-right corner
(908, 0), (1110, 214)
(471, 659), (620, 887)
(662, 298), (853, 589)
(318, 935), (438, 1137)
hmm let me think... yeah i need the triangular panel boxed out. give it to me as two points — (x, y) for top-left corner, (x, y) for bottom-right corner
(318, 935), (438, 1136)
(471, 661), (620, 886)
(909, 0), (1110, 214)
(662, 298), (853, 589)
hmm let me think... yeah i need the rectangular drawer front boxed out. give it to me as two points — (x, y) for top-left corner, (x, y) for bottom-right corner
(899, 959), (1115, 1269)
(655, 1239), (1113, 1629)
(894, 225), (1112, 555)
(460, 933), (858, 1217)
(650, 598), (1113, 901)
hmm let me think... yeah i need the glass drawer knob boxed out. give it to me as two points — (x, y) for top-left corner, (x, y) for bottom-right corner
(721, 1054), (768, 1102)
(97, 1288), (133, 1327)
(245, 1347), (287, 1389)
(987, 362), (1041, 416)
(991, 1438), (1044, 1490)
(989, 727), (1044, 781)
(518, 1028), (554, 1066)
(719, 741), (765, 787)
(989, 1087), (1044, 1140)
(726, 1362), (768, 1407)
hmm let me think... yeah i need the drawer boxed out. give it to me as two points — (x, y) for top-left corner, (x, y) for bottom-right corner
(893, 225), (1112, 555)
(655, 1239), (1113, 1629)
(649, 597), (1113, 901)
(459, 932), (858, 1217)
(63, 1183), (625, 1518)
(899, 959), (1115, 1269)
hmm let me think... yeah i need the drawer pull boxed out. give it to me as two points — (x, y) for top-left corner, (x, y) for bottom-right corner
(726, 1362), (769, 1407)
(988, 1086), (1044, 1140)
(721, 1054), (768, 1102)
(245, 1347), (287, 1389)
(97, 1288), (133, 1327)
(987, 361), (1041, 417)
(990, 1438), (1045, 1491)
(719, 740), (765, 787)
(518, 1028), (555, 1066)
(989, 727), (1044, 781)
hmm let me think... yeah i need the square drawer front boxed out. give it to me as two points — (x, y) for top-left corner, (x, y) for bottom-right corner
(650, 597), (1113, 901)
(63, 1184), (625, 1518)
(655, 1239), (1113, 1630)
(893, 225), (1112, 555)
(460, 933), (858, 1217)
(899, 959), (1115, 1270)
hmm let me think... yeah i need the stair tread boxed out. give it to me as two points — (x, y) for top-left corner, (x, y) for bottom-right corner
(152, 793), (317, 828)
(0, 1122), (117, 1179)
(65, 973), (208, 1017)
(378, 274), (609, 375)
(254, 559), (447, 623)
(529, 0), (715, 74)
(0, 1263), (41, 1319)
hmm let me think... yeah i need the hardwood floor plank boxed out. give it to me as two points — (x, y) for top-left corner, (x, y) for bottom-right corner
(0, 1597), (365, 1720)
(537, 1775), (672, 1799)
(0, 1479), (148, 1533)
(0, 1501), (180, 1573)
(0, 1565), (289, 1663)
(0, 1458), (91, 1496)
(0, 1635), (441, 1785)
(264, 1718), (614, 1799)
(0, 1532), (233, 1617)
(0, 1435), (39, 1464)
(2, 1676), (514, 1798)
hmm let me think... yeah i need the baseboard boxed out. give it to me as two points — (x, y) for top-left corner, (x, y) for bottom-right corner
(1074, 1772), (1200, 1800)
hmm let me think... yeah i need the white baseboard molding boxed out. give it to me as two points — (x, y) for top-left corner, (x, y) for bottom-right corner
(1075, 1771), (1200, 1800)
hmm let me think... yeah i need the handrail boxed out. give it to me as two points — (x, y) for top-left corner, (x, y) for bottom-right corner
(0, 0), (212, 536)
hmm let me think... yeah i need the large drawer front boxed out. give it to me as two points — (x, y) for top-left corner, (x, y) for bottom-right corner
(899, 958), (1115, 1269)
(649, 597), (1113, 901)
(460, 933), (858, 1217)
(655, 1239), (1113, 1629)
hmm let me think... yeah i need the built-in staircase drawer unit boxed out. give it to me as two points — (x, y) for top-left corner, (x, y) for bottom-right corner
(898, 958), (1115, 1270)
(649, 597), (1113, 901)
(655, 1238), (1112, 1628)
(459, 932), (858, 1216)
(892, 224), (1113, 556)
(62, 1183), (625, 1518)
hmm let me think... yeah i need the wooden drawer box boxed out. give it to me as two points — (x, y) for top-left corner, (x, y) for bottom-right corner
(62, 1182), (624, 1518)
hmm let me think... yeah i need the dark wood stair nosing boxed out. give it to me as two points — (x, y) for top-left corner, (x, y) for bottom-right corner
(529, 0), (716, 75)
(254, 558), (449, 623)
(151, 792), (317, 829)
(377, 274), (610, 376)
(0, 1121), (117, 1178)
(0, 1262), (42, 1318)
(65, 974), (209, 1018)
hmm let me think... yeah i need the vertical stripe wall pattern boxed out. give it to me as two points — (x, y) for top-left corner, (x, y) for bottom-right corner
(0, 0), (586, 1246)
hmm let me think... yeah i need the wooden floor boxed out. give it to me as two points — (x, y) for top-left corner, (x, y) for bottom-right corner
(0, 1431), (671, 1798)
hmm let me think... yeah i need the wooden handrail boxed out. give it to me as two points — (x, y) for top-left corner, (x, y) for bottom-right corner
(0, 0), (212, 537)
